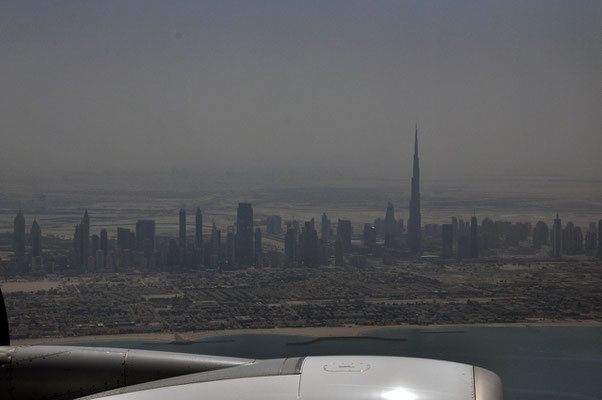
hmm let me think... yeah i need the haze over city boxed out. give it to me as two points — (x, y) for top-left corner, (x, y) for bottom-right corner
(1, 0), (600, 176)
(1, 3), (601, 399)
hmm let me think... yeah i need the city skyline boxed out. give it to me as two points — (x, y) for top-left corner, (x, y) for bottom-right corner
(3, 165), (601, 236)
(6, 198), (602, 271)
(1, 125), (576, 246)
(1, 107), (600, 270)
(0, 4), (599, 396)
(3, 136), (601, 252)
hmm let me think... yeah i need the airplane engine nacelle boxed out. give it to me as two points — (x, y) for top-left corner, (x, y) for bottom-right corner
(78, 355), (503, 400)
(0, 345), (250, 400)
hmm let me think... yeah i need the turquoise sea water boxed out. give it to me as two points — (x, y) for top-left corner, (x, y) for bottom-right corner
(76, 326), (601, 400)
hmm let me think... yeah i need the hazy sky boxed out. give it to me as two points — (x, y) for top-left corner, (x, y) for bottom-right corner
(1, 1), (600, 176)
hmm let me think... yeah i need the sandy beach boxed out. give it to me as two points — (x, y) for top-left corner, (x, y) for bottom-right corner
(12, 320), (601, 346)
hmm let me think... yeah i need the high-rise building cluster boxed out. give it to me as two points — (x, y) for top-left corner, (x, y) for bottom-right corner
(373, 202), (404, 248)
(549, 214), (601, 259)
(5, 125), (601, 275)
(76, 203), (266, 270)
(9, 208), (43, 272)
(434, 212), (601, 260)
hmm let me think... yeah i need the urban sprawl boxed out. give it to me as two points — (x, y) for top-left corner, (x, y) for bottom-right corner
(2, 128), (601, 339)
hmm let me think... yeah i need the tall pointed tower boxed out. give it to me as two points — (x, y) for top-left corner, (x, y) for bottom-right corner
(407, 124), (422, 254)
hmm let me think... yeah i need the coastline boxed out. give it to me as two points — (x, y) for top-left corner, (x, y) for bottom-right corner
(12, 320), (601, 346)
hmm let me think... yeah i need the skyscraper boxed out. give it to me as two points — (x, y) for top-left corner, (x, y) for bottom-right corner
(336, 219), (352, 252)
(235, 203), (254, 266)
(193, 208), (203, 268)
(363, 224), (377, 248)
(470, 216), (479, 258)
(91, 234), (99, 259)
(13, 209), (25, 258)
(451, 216), (458, 251)
(442, 224), (453, 258)
(179, 208), (186, 250)
(552, 213), (562, 258)
(136, 220), (156, 257)
(30, 218), (43, 271)
(90, 234), (101, 270)
(73, 227), (81, 266)
(321, 213), (331, 242)
(210, 222), (221, 267)
(584, 222), (597, 256)
(457, 235), (470, 259)
(117, 227), (134, 250)
(407, 125), (422, 254)
(563, 222), (577, 255)
(98, 229), (108, 270)
(195, 208), (203, 249)
(30, 219), (41, 258)
(81, 210), (90, 263)
(334, 236), (344, 266)
(254, 228), (263, 266)
(100, 229), (108, 256)
(482, 217), (499, 249)
(226, 227), (235, 267)
(95, 249), (105, 271)
(384, 202), (396, 248)
(533, 221), (549, 249)
(73, 210), (90, 268)
(299, 219), (320, 267)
